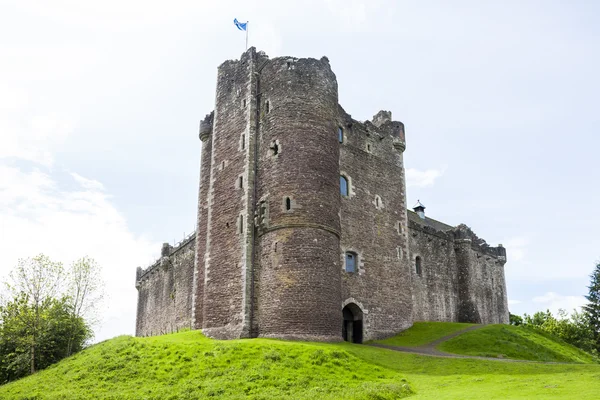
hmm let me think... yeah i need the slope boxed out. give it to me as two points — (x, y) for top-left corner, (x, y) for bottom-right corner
(438, 324), (597, 363)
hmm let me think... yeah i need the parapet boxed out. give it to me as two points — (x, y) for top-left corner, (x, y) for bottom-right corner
(135, 232), (197, 287)
(453, 224), (506, 262)
(372, 110), (391, 127)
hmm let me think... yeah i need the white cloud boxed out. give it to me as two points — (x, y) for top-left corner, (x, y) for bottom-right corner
(70, 172), (105, 191)
(0, 165), (158, 342)
(406, 167), (445, 188)
(508, 299), (522, 305)
(532, 291), (587, 315)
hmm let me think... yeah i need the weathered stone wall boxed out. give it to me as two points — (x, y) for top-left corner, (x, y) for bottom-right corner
(192, 112), (213, 329)
(339, 109), (413, 340)
(197, 50), (264, 339)
(254, 55), (342, 341)
(135, 236), (195, 336)
(408, 212), (509, 325)
(408, 217), (459, 322)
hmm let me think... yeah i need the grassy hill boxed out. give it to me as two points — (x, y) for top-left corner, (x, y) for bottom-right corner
(1, 325), (599, 399)
(438, 324), (597, 363)
(374, 321), (476, 347)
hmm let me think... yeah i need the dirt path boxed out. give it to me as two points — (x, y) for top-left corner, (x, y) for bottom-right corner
(368, 324), (554, 363)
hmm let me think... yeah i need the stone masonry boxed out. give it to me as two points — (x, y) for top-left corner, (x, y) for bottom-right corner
(135, 48), (509, 341)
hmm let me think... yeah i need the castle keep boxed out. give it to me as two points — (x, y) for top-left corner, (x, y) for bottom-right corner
(135, 48), (509, 343)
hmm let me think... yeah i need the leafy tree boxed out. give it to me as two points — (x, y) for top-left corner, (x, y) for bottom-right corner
(4, 255), (64, 374)
(0, 293), (90, 384)
(583, 262), (600, 352)
(509, 313), (523, 326)
(522, 308), (597, 357)
(0, 254), (102, 382)
(65, 257), (104, 356)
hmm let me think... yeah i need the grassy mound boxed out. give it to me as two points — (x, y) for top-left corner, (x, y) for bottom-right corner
(0, 331), (412, 400)
(374, 322), (476, 347)
(438, 324), (597, 363)
(2, 324), (600, 399)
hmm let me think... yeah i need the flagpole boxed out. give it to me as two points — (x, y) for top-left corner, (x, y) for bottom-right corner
(245, 21), (249, 50)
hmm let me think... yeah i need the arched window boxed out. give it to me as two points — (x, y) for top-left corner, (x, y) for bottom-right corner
(340, 176), (348, 197)
(285, 197), (291, 211)
(239, 214), (244, 234)
(415, 256), (422, 276)
(345, 252), (357, 273)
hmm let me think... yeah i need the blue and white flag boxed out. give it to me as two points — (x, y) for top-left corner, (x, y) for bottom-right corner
(234, 18), (247, 31)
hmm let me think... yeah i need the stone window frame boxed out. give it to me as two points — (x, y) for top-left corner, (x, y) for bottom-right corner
(373, 195), (383, 210)
(338, 126), (344, 143)
(240, 132), (246, 150)
(237, 175), (244, 189)
(366, 142), (373, 153)
(265, 98), (271, 114)
(415, 255), (423, 276)
(282, 196), (298, 212)
(396, 220), (402, 235)
(397, 247), (403, 260)
(339, 171), (355, 198)
(341, 247), (364, 275)
(238, 214), (244, 234)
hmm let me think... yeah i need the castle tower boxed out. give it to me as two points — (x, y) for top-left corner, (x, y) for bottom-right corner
(194, 49), (342, 340)
(254, 56), (342, 341)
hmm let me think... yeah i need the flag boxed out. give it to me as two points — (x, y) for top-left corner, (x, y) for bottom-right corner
(234, 18), (247, 31)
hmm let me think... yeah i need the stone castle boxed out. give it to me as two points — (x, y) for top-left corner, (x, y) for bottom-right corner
(135, 48), (509, 343)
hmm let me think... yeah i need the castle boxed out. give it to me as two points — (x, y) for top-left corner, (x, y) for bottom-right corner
(135, 48), (509, 343)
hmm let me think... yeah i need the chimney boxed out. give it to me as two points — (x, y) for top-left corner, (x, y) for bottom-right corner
(413, 200), (426, 219)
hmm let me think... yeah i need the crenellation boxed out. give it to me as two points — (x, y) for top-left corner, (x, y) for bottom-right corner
(135, 48), (510, 340)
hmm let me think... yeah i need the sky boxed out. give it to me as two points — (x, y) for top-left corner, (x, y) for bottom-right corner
(1, 0), (599, 342)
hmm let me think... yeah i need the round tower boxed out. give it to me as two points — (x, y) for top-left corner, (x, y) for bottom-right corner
(255, 56), (342, 341)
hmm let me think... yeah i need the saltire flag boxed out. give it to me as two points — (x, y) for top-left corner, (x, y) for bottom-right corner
(234, 18), (247, 31)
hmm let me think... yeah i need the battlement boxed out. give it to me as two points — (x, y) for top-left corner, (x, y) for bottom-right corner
(407, 210), (506, 262)
(135, 231), (196, 286)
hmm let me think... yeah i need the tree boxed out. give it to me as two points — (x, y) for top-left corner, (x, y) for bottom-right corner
(0, 293), (90, 384)
(64, 257), (104, 356)
(583, 262), (600, 352)
(1, 254), (103, 380)
(509, 313), (523, 326)
(4, 255), (64, 374)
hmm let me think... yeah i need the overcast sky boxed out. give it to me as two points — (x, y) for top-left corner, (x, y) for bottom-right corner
(1, 0), (599, 342)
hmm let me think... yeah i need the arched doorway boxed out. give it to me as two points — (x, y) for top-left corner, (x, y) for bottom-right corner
(342, 303), (363, 344)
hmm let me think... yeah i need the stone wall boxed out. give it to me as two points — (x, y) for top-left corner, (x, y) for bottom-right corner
(339, 109), (413, 340)
(408, 212), (509, 325)
(408, 217), (459, 322)
(254, 55), (343, 341)
(135, 235), (196, 336)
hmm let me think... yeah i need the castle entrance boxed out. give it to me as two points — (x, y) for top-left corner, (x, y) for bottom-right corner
(342, 303), (363, 344)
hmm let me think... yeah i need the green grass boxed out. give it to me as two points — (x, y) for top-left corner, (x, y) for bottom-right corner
(374, 321), (476, 347)
(438, 324), (597, 364)
(347, 344), (600, 399)
(0, 331), (412, 400)
(1, 325), (599, 399)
